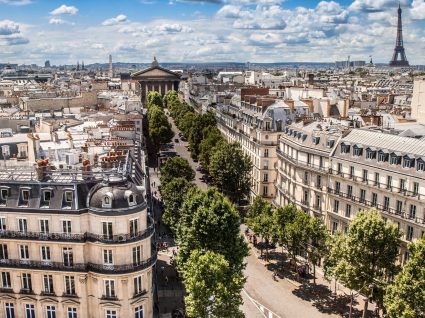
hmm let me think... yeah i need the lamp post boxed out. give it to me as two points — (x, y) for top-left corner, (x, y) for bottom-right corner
(207, 295), (215, 318)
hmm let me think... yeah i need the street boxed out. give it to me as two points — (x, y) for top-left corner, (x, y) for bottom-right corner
(153, 111), (364, 318)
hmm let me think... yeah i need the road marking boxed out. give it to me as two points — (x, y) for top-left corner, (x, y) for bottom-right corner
(243, 289), (284, 318)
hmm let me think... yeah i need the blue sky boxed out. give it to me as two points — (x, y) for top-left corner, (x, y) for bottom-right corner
(0, 0), (425, 65)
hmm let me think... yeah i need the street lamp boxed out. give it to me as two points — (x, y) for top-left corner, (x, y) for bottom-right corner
(207, 295), (215, 318)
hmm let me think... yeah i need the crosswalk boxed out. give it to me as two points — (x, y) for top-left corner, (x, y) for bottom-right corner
(242, 289), (284, 318)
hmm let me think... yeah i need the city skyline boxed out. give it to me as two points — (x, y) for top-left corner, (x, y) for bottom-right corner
(1, 0), (425, 65)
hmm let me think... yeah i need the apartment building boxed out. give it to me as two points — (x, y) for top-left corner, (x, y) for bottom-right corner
(275, 121), (346, 219)
(328, 128), (425, 262)
(216, 91), (310, 201)
(0, 154), (155, 318)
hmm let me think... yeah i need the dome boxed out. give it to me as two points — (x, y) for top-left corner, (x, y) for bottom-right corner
(88, 178), (145, 211)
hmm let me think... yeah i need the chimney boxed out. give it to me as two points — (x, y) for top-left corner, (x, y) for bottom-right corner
(36, 159), (49, 181)
(286, 99), (295, 112)
(82, 159), (93, 180)
(326, 100), (331, 117)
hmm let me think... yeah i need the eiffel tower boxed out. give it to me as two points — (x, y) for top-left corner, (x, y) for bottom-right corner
(389, 4), (409, 67)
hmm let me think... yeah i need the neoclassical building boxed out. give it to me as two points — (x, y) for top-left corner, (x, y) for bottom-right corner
(0, 155), (155, 318)
(130, 58), (181, 103)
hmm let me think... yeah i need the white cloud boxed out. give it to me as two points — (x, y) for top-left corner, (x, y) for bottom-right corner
(0, 20), (20, 35)
(349, 0), (408, 12)
(50, 4), (78, 16)
(91, 43), (104, 49)
(0, 0), (31, 4)
(49, 18), (74, 25)
(158, 23), (193, 33)
(411, 0), (425, 20)
(102, 14), (127, 26)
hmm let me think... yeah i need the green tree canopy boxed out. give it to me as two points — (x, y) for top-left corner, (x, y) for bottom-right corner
(160, 157), (195, 185)
(147, 91), (163, 109)
(182, 250), (245, 318)
(177, 188), (248, 272)
(161, 177), (195, 232)
(198, 128), (224, 170)
(384, 236), (425, 318)
(188, 111), (217, 158)
(324, 210), (401, 307)
(208, 142), (252, 203)
(147, 105), (173, 153)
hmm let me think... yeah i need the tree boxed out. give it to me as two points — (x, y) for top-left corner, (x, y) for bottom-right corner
(160, 157), (195, 185)
(208, 142), (252, 203)
(246, 196), (274, 260)
(384, 236), (425, 318)
(188, 112), (216, 158)
(147, 91), (163, 108)
(285, 210), (311, 268)
(147, 105), (173, 153)
(164, 90), (178, 109)
(272, 204), (297, 267)
(307, 217), (329, 285)
(324, 210), (401, 309)
(198, 128), (224, 170)
(161, 177), (195, 233)
(179, 112), (197, 137)
(182, 250), (245, 318)
(177, 188), (248, 272)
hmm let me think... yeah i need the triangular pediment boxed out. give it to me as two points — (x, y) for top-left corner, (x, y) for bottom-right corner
(131, 66), (181, 79)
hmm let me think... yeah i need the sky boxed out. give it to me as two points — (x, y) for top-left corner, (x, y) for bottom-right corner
(0, 0), (425, 65)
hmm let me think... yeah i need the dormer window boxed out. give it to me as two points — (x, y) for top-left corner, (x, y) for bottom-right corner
(65, 191), (73, 202)
(378, 150), (388, 162)
(0, 188), (8, 201)
(353, 145), (363, 157)
(341, 143), (350, 154)
(390, 153), (401, 165)
(22, 190), (29, 201)
(402, 155), (415, 168)
(125, 190), (136, 207)
(327, 139), (335, 148)
(417, 158), (425, 171)
(366, 148), (376, 160)
(312, 136), (320, 145)
(43, 191), (51, 202)
(102, 192), (113, 208)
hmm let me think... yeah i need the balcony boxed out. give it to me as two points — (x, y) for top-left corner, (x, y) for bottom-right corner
(133, 289), (148, 298)
(0, 288), (13, 293)
(101, 294), (118, 301)
(276, 149), (327, 173)
(0, 224), (154, 244)
(62, 292), (78, 298)
(0, 253), (157, 274)
(20, 288), (34, 295)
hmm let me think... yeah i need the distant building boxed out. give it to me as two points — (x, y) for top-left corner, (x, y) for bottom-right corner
(44, 60), (51, 68)
(411, 78), (425, 124)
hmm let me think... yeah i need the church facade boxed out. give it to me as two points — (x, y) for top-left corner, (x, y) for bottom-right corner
(130, 58), (181, 103)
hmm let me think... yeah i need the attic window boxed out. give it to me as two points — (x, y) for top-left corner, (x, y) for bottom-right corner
(312, 136), (320, 145)
(21, 189), (30, 202)
(417, 159), (425, 171)
(64, 191), (73, 203)
(125, 190), (136, 207)
(341, 144), (350, 154)
(102, 193), (113, 208)
(390, 154), (401, 165)
(302, 134), (307, 141)
(0, 188), (8, 201)
(353, 145), (363, 157)
(43, 190), (51, 202)
(327, 139), (335, 148)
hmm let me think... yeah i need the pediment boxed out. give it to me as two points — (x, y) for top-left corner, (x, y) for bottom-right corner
(131, 66), (181, 79)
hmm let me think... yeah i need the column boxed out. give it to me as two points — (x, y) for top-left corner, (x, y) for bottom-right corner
(159, 82), (162, 95)
(165, 82), (168, 94)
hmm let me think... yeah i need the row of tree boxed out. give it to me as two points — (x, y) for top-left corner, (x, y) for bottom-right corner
(146, 92), (173, 154)
(246, 197), (425, 317)
(164, 90), (252, 203)
(158, 156), (248, 317)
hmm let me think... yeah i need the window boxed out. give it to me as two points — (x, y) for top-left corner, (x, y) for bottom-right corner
(315, 195), (320, 209)
(263, 186), (268, 196)
(406, 226), (414, 241)
(21, 189), (30, 202)
(303, 172), (308, 183)
(37, 247), (50, 264)
(316, 175), (322, 188)
(403, 157), (414, 168)
(43, 190), (51, 202)
(106, 310), (117, 318)
(130, 219), (139, 237)
(313, 136), (320, 145)
(102, 222), (113, 240)
(353, 146), (363, 156)
(263, 173), (269, 182)
(360, 189), (366, 203)
(134, 276), (143, 296)
(63, 247), (74, 267)
(303, 190), (308, 203)
(344, 226), (349, 235)
(347, 185), (353, 199)
(133, 246), (142, 266)
(333, 200), (339, 213)
(104, 279), (116, 298)
(327, 139), (335, 148)
(341, 144), (350, 154)
(0, 217), (6, 230)
(396, 200), (403, 215)
(319, 156), (323, 168)
(413, 182), (419, 196)
(335, 181), (340, 194)
(417, 160), (425, 171)
(64, 276), (75, 295)
(20, 245), (29, 260)
(128, 194), (135, 206)
(374, 173), (379, 186)
(39, 219), (49, 234)
(371, 193), (378, 207)
(362, 169), (368, 182)
(383, 197), (390, 211)
(0, 244), (8, 260)
(18, 218), (27, 233)
(337, 163), (342, 175)
(5, 303), (14, 318)
(21, 273), (32, 291)
(43, 275), (54, 294)
(1, 272), (11, 288)
(46, 305), (56, 318)
(349, 166), (354, 179)
(25, 304), (35, 318)
(62, 220), (72, 234)
(400, 179), (406, 193)
(378, 152), (388, 162)
(387, 176), (392, 190)
(67, 308), (77, 318)
(345, 204), (351, 218)
(0, 188), (8, 201)
(104, 250), (113, 265)
(409, 205), (417, 219)
(103, 193), (113, 208)
(65, 191), (73, 202)
(264, 149), (269, 158)
(366, 149), (376, 159)
(135, 306), (144, 318)
(332, 222), (338, 234)
(390, 154), (400, 165)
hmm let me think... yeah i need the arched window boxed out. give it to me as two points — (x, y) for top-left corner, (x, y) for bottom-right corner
(102, 192), (113, 208)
